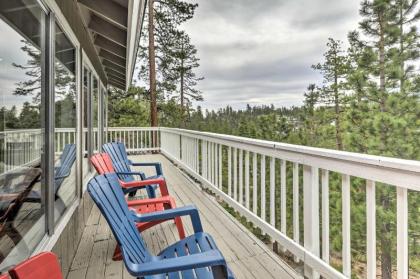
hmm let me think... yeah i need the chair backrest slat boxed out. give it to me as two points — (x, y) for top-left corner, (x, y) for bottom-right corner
(87, 174), (152, 264)
(54, 144), (76, 192)
(102, 142), (133, 181)
(90, 153), (115, 174)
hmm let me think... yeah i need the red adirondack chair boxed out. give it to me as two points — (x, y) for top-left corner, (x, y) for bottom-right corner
(90, 152), (169, 196)
(8, 252), (62, 279)
(0, 274), (9, 279)
(90, 153), (186, 260)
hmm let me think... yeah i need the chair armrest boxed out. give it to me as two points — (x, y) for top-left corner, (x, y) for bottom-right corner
(127, 196), (174, 207)
(129, 162), (163, 176)
(116, 171), (145, 177)
(120, 178), (169, 196)
(120, 178), (168, 193)
(123, 249), (226, 277)
(132, 205), (202, 233)
(116, 171), (146, 182)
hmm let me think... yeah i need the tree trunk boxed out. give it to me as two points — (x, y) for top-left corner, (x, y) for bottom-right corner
(148, 0), (157, 128)
(399, 3), (405, 93)
(380, 191), (393, 279)
(180, 42), (185, 127)
(334, 72), (343, 150)
(378, 12), (392, 279)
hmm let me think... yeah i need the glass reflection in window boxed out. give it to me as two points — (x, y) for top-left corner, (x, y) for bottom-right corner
(54, 23), (76, 221)
(0, 0), (46, 269)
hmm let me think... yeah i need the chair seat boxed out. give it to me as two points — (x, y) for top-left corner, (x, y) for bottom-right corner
(142, 232), (234, 279)
(131, 203), (165, 214)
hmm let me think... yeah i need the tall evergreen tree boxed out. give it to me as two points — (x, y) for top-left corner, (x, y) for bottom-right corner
(162, 30), (203, 119)
(312, 38), (349, 150)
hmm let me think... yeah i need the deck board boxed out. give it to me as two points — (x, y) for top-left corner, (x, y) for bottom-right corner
(68, 154), (298, 279)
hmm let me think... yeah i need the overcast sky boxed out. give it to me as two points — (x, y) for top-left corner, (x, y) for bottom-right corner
(181, 0), (361, 110)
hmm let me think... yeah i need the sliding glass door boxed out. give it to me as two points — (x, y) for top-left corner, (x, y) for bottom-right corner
(54, 23), (77, 223)
(0, 0), (46, 268)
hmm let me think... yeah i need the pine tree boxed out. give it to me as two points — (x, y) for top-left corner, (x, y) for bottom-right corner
(13, 40), (75, 103)
(162, 31), (203, 120)
(18, 102), (40, 129)
(393, 0), (420, 93)
(312, 38), (349, 150)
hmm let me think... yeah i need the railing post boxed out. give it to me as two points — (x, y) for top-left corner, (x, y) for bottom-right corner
(269, 157), (276, 226)
(261, 155), (266, 221)
(252, 152), (258, 215)
(397, 187), (408, 279)
(293, 162), (300, 262)
(366, 180), (376, 279)
(233, 148), (238, 201)
(218, 144), (222, 189)
(342, 174), (351, 278)
(321, 169), (330, 264)
(303, 165), (320, 279)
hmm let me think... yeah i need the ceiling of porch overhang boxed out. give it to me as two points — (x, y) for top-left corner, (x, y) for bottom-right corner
(77, 0), (143, 90)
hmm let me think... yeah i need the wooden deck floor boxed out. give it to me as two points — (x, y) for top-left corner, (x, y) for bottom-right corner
(67, 154), (298, 279)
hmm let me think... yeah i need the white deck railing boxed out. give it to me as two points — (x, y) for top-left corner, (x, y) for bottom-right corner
(159, 127), (420, 279)
(1, 126), (419, 278)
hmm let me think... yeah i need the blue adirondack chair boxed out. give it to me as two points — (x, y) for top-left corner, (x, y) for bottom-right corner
(87, 173), (234, 279)
(103, 141), (162, 198)
(25, 144), (76, 203)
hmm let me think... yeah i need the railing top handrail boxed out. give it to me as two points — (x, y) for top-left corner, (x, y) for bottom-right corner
(159, 127), (420, 174)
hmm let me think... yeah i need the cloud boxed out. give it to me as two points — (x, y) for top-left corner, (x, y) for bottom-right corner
(182, 0), (361, 110)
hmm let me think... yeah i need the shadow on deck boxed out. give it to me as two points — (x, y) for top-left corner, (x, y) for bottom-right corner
(67, 154), (299, 279)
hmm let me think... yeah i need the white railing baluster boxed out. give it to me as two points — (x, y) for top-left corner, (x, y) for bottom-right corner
(218, 144), (222, 189)
(397, 186), (408, 279)
(261, 155), (266, 221)
(214, 143), (217, 185)
(366, 180), (376, 279)
(212, 142), (216, 184)
(149, 131), (152, 149)
(239, 149), (243, 204)
(342, 174), (351, 278)
(245, 150), (250, 209)
(293, 162), (300, 262)
(207, 142), (213, 183)
(270, 157), (276, 226)
(321, 169), (329, 263)
(304, 165), (320, 278)
(233, 148), (238, 201)
(280, 159), (286, 236)
(228, 146), (232, 196)
(253, 153), (258, 215)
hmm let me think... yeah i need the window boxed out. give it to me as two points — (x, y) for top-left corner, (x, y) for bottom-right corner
(103, 87), (108, 143)
(82, 67), (91, 180)
(54, 23), (76, 221)
(92, 77), (98, 152)
(0, 0), (46, 268)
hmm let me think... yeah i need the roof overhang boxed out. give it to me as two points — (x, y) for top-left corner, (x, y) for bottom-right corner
(77, 0), (146, 90)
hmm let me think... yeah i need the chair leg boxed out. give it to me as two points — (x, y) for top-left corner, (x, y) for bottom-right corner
(174, 217), (186, 239)
(112, 245), (123, 261)
(167, 198), (186, 239)
(146, 186), (156, 198)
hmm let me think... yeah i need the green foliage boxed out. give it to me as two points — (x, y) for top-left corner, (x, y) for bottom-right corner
(108, 87), (150, 127)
